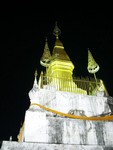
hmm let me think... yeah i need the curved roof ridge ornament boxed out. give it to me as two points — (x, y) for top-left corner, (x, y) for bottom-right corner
(53, 21), (61, 39)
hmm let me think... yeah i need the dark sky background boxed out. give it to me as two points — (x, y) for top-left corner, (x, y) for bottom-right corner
(0, 8), (113, 141)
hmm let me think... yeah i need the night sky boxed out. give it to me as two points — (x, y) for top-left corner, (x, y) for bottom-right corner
(0, 8), (113, 141)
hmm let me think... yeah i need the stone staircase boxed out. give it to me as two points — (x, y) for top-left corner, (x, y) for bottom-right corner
(1, 141), (113, 150)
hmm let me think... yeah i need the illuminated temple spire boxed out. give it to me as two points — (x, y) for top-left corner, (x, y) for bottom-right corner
(45, 22), (86, 94)
(52, 22), (70, 61)
(40, 37), (51, 67)
(47, 22), (74, 77)
(35, 22), (87, 94)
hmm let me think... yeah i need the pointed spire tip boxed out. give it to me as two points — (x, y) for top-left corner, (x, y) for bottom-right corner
(45, 37), (47, 42)
(53, 21), (61, 38)
(34, 69), (38, 77)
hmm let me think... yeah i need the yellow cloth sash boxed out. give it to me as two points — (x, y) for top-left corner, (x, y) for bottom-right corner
(31, 103), (113, 121)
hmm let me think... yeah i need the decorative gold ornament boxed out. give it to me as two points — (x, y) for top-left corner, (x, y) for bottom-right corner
(87, 49), (100, 74)
(87, 49), (100, 86)
(40, 37), (51, 67)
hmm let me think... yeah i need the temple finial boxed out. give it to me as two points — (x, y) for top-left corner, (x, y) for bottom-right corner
(53, 21), (61, 39)
(33, 69), (38, 89)
(45, 36), (47, 42)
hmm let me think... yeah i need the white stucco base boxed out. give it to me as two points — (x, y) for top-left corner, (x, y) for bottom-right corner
(29, 88), (111, 117)
(19, 88), (113, 146)
(23, 109), (113, 145)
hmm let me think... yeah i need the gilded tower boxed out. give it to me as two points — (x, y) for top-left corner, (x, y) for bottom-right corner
(47, 22), (74, 79)
(40, 22), (86, 94)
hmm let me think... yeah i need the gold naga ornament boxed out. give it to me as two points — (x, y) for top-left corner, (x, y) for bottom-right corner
(87, 49), (100, 85)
